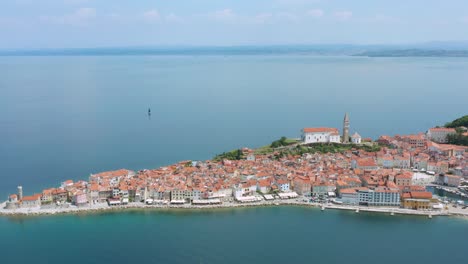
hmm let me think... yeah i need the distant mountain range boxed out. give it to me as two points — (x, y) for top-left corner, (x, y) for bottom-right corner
(353, 49), (468, 57)
(1, 42), (468, 57)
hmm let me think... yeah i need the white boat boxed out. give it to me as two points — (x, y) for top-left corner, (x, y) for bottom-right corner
(331, 200), (343, 205)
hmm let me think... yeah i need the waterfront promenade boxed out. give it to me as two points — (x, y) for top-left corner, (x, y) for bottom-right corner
(2, 199), (467, 218)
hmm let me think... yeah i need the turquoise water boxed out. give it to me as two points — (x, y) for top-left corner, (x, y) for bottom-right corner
(1, 55), (467, 198)
(0, 207), (466, 264)
(1, 54), (468, 263)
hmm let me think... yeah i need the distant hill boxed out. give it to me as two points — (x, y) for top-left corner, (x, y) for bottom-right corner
(354, 49), (468, 57)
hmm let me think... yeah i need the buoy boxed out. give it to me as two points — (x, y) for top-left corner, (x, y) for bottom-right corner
(321, 205), (325, 211)
(390, 210), (394, 216)
(355, 208), (359, 213)
(428, 213), (432, 219)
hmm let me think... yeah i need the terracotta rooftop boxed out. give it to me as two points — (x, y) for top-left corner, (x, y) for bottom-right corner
(303, 127), (339, 133)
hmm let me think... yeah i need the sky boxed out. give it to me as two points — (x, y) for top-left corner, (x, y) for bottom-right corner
(1, 0), (468, 49)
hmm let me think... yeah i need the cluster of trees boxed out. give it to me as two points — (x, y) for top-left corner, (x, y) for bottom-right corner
(270, 137), (297, 148)
(445, 115), (468, 128)
(213, 149), (243, 161)
(445, 115), (468, 146)
(270, 137), (289, 148)
(447, 133), (468, 146)
(272, 143), (381, 160)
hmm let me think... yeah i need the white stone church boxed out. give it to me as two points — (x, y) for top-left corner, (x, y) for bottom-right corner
(302, 127), (341, 143)
(302, 113), (361, 144)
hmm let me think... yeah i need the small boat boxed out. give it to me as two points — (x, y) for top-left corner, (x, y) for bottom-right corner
(148, 108), (151, 115)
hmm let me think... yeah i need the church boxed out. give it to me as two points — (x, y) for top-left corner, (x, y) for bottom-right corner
(302, 113), (360, 144)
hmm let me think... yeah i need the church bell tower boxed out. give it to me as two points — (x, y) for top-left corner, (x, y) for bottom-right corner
(343, 113), (350, 143)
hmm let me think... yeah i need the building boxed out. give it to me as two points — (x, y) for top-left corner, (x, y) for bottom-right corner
(340, 188), (358, 205)
(339, 186), (400, 206)
(393, 154), (411, 169)
(427, 128), (456, 143)
(4, 194), (20, 209)
(351, 132), (361, 144)
(72, 191), (88, 206)
(343, 113), (350, 143)
(21, 194), (42, 208)
(357, 187), (400, 206)
(18, 186), (23, 200)
(395, 172), (412, 186)
(293, 176), (311, 196)
(276, 179), (290, 192)
(352, 158), (379, 170)
(402, 198), (431, 210)
(302, 127), (341, 144)
(406, 134), (427, 148)
(312, 183), (335, 197)
(401, 192), (433, 210)
(445, 175), (461, 187)
(257, 179), (271, 194)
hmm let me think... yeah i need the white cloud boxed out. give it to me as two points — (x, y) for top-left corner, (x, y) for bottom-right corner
(165, 13), (183, 23)
(275, 0), (322, 6)
(40, 7), (96, 26)
(307, 9), (324, 18)
(212, 9), (236, 20)
(333, 11), (352, 21)
(143, 9), (160, 22)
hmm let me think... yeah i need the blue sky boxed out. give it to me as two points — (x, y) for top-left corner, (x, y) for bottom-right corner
(1, 0), (468, 48)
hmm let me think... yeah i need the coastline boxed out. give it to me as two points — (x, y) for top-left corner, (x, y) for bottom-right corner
(2, 200), (467, 219)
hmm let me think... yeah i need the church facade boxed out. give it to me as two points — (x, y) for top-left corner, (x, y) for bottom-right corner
(302, 127), (341, 143)
(302, 113), (360, 144)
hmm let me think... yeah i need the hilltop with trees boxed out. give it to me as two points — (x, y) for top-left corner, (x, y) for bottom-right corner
(444, 115), (468, 146)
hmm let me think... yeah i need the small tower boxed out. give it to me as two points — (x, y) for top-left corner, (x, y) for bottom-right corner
(17, 186), (23, 200)
(343, 113), (350, 143)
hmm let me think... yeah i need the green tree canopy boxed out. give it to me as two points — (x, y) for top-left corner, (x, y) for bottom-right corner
(445, 115), (468, 128)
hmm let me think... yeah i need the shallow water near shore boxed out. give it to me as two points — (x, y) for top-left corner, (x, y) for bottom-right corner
(1, 206), (466, 264)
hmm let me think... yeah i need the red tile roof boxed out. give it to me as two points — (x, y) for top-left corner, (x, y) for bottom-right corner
(303, 127), (339, 133)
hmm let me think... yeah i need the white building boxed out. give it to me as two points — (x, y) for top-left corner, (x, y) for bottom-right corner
(340, 187), (400, 206)
(358, 188), (400, 206)
(351, 132), (362, 144)
(302, 127), (341, 144)
(426, 128), (456, 143)
(277, 180), (290, 192)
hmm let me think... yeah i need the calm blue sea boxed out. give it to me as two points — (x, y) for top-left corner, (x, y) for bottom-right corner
(0, 207), (467, 264)
(1, 55), (468, 198)
(1, 52), (468, 264)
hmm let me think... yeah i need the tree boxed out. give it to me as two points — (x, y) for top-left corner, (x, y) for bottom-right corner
(445, 115), (468, 128)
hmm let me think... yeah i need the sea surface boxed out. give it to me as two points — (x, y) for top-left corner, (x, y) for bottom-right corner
(0, 207), (467, 264)
(1, 51), (468, 263)
(1, 54), (468, 198)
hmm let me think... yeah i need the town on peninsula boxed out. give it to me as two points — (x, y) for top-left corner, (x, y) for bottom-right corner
(2, 114), (468, 217)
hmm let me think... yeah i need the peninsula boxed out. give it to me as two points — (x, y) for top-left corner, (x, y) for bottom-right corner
(2, 114), (468, 217)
